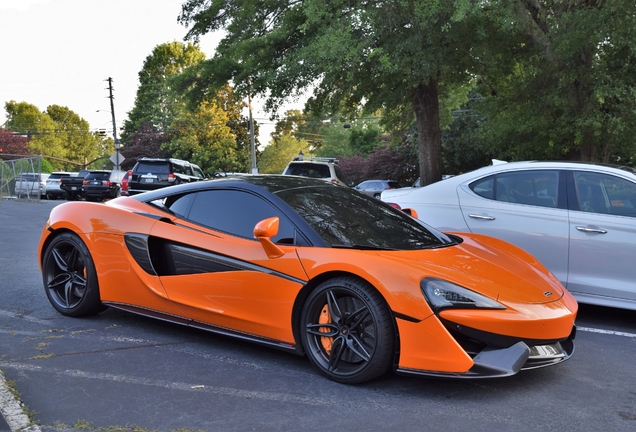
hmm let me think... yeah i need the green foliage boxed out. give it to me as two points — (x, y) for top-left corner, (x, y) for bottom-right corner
(163, 99), (241, 174)
(258, 134), (310, 174)
(477, 0), (636, 165)
(5, 101), (65, 161)
(178, 1), (501, 186)
(122, 41), (207, 136)
(4, 102), (105, 170)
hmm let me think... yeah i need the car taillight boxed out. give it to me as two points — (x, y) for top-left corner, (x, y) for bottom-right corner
(168, 173), (176, 183)
(387, 202), (401, 209)
(103, 180), (111, 186)
(82, 180), (88, 185)
(330, 179), (338, 184)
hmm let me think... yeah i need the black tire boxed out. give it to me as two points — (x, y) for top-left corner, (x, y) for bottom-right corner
(300, 276), (395, 384)
(41, 232), (105, 317)
(373, 193), (381, 198)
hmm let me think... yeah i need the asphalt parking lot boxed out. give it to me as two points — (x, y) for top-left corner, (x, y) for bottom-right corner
(1, 197), (636, 431)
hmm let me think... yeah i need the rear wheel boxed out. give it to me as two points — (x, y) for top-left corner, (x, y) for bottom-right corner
(42, 232), (105, 317)
(301, 276), (395, 384)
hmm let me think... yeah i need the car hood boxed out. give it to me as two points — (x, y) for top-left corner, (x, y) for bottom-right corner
(376, 233), (565, 305)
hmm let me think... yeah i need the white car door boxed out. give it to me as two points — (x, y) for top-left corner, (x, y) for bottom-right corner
(567, 170), (636, 305)
(457, 169), (570, 285)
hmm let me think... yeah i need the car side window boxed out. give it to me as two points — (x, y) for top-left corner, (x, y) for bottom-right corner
(185, 190), (297, 242)
(193, 167), (205, 179)
(470, 175), (494, 199)
(574, 171), (636, 217)
(470, 171), (559, 208)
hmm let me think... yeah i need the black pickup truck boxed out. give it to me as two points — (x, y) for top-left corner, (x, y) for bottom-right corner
(59, 170), (90, 200)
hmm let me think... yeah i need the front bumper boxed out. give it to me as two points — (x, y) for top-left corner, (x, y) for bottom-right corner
(396, 324), (576, 379)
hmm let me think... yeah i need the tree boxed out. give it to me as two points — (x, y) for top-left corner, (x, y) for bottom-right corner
(120, 122), (170, 170)
(478, 0), (636, 164)
(178, 1), (503, 186)
(258, 134), (310, 174)
(46, 105), (103, 169)
(4, 101), (65, 161)
(164, 98), (240, 174)
(0, 128), (29, 155)
(122, 41), (207, 137)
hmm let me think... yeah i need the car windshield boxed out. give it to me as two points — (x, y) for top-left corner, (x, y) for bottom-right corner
(275, 185), (456, 250)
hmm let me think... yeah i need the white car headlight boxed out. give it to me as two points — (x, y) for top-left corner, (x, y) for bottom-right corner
(421, 278), (505, 312)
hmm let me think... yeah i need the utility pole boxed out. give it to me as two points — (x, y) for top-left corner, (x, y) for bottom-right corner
(107, 77), (121, 170)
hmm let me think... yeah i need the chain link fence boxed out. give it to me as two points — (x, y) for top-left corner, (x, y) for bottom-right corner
(0, 154), (44, 202)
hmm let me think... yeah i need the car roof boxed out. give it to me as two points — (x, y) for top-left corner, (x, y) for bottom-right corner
(132, 174), (337, 203)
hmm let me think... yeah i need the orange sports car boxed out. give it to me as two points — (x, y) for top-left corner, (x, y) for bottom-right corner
(39, 175), (577, 384)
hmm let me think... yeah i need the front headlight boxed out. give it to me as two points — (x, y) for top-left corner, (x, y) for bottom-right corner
(421, 278), (505, 312)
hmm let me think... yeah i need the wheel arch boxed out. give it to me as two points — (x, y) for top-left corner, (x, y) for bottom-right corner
(291, 270), (400, 359)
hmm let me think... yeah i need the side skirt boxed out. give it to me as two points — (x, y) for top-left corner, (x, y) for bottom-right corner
(103, 302), (303, 355)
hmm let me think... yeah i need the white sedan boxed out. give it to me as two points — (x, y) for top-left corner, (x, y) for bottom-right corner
(382, 161), (636, 311)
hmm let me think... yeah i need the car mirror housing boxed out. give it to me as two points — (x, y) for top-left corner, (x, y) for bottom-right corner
(402, 208), (419, 219)
(254, 217), (285, 259)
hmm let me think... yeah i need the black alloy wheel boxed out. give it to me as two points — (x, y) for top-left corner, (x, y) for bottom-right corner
(42, 232), (105, 317)
(301, 276), (395, 384)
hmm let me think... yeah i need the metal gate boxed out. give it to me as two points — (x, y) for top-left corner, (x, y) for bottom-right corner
(0, 154), (44, 201)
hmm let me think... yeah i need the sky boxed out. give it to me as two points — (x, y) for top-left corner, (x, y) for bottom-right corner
(0, 0), (299, 144)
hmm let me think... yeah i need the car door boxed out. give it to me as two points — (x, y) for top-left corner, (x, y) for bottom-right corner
(567, 170), (636, 303)
(148, 189), (308, 344)
(457, 169), (570, 285)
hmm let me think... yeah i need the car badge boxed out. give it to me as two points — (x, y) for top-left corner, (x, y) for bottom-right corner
(544, 291), (553, 297)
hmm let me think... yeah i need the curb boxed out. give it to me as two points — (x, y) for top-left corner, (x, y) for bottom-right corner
(0, 369), (41, 432)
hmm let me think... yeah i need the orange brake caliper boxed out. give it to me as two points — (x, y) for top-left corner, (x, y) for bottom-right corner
(319, 304), (333, 354)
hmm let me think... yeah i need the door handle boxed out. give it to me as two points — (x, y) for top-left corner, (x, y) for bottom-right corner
(468, 214), (495, 221)
(575, 226), (607, 234)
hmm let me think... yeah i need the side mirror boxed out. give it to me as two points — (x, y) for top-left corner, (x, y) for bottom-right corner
(402, 208), (419, 219)
(254, 217), (285, 258)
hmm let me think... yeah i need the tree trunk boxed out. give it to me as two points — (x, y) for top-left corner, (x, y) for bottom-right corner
(414, 79), (442, 186)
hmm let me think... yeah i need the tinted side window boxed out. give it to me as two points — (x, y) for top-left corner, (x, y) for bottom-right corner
(470, 171), (558, 208)
(172, 162), (185, 175)
(574, 171), (636, 217)
(334, 165), (348, 183)
(470, 175), (494, 199)
(185, 190), (296, 242)
(496, 170), (558, 208)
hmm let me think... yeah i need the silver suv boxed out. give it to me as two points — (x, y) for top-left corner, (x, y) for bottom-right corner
(282, 156), (349, 186)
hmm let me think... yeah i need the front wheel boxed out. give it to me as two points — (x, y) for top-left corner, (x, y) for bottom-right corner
(41, 232), (105, 317)
(300, 276), (395, 384)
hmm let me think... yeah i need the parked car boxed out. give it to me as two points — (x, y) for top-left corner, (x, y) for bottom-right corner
(39, 175), (576, 384)
(282, 156), (349, 186)
(60, 170), (90, 201)
(14, 172), (50, 199)
(82, 170), (126, 202)
(120, 170), (130, 196)
(382, 160), (636, 311)
(411, 175), (454, 188)
(44, 172), (73, 200)
(354, 180), (403, 198)
(127, 157), (205, 195)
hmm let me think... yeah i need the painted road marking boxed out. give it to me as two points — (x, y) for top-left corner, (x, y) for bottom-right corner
(577, 326), (636, 338)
